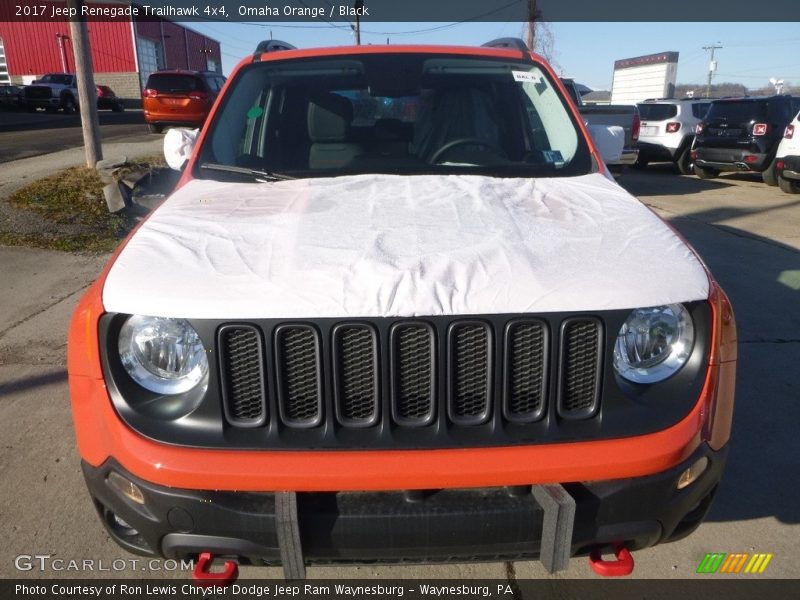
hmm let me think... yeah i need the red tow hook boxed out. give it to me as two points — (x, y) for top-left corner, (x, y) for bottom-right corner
(192, 552), (239, 586)
(588, 544), (635, 577)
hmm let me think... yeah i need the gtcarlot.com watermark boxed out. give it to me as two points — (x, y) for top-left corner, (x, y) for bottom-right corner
(14, 554), (194, 573)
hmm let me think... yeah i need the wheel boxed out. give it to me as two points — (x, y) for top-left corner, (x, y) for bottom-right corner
(148, 123), (163, 134)
(778, 175), (800, 194)
(61, 94), (77, 114)
(761, 158), (778, 186)
(676, 146), (694, 175)
(694, 165), (719, 179)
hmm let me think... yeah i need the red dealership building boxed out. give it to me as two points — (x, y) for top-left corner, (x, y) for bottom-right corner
(0, 2), (221, 100)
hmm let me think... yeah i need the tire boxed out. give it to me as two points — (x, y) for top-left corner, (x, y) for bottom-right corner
(676, 146), (694, 175)
(148, 123), (163, 134)
(778, 175), (800, 194)
(761, 158), (778, 186)
(694, 165), (719, 179)
(61, 94), (77, 115)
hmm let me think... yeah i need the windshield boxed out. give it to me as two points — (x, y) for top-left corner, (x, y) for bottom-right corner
(197, 53), (592, 180)
(638, 103), (678, 121)
(706, 100), (768, 123)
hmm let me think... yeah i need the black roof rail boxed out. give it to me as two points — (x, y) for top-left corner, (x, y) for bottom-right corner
(481, 37), (531, 55)
(254, 40), (296, 61)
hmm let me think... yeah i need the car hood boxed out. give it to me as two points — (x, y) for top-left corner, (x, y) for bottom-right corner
(103, 173), (709, 319)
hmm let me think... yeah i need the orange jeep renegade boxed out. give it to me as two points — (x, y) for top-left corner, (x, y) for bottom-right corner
(68, 38), (736, 579)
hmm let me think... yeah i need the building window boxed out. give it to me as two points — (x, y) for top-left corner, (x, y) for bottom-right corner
(0, 38), (11, 85)
(137, 37), (164, 89)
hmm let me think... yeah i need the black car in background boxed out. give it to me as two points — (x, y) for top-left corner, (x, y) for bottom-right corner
(692, 95), (800, 184)
(0, 84), (23, 109)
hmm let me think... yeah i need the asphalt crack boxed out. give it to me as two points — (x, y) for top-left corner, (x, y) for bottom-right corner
(504, 562), (523, 600)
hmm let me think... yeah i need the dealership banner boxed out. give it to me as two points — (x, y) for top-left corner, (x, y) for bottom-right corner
(3, 0), (800, 22)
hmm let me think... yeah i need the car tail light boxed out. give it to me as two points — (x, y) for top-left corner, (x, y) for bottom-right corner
(631, 113), (640, 142)
(744, 155), (758, 164)
(696, 123), (705, 134)
(143, 88), (158, 98)
(776, 159), (785, 170)
(189, 91), (209, 101)
(753, 123), (769, 136)
(784, 124), (795, 139)
(666, 122), (681, 133)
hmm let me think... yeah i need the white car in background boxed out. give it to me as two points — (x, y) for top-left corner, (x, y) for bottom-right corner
(775, 111), (800, 194)
(636, 99), (711, 174)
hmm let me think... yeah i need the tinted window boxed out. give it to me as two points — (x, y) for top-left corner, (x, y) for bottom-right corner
(706, 100), (767, 122)
(199, 53), (592, 180)
(146, 74), (202, 93)
(691, 103), (710, 119)
(38, 74), (72, 85)
(638, 104), (678, 121)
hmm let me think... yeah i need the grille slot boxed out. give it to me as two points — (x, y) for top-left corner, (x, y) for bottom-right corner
(333, 324), (379, 427)
(559, 318), (603, 419)
(218, 325), (266, 427)
(275, 325), (323, 427)
(504, 320), (548, 423)
(391, 323), (436, 426)
(448, 322), (492, 425)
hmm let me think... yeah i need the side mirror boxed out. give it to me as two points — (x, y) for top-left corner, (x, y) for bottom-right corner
(163, 127), (199, 171)
(586, 124), (624, 165)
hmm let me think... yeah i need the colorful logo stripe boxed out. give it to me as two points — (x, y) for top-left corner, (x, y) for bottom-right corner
(697, 553), (773, 574)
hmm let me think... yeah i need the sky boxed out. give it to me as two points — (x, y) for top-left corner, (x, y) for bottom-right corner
(185, 21), (800, 92)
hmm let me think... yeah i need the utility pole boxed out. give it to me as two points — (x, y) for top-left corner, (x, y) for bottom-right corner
(703, 43), (722, 99)
(526, 0), (537, 50)
(67, 0), (103, 167)
(354, 1), (364, 46)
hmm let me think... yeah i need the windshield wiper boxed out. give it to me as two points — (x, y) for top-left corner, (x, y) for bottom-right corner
(199, 163), (295, 182)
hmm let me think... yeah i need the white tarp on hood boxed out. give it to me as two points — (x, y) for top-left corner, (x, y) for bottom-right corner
(103, 173), (709, 319)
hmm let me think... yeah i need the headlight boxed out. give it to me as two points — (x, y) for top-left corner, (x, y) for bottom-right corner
(613, 304), (694, 384)
(118, 315), (208, 394)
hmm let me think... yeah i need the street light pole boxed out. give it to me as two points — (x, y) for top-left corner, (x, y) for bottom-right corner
(67, 0), (103, 167)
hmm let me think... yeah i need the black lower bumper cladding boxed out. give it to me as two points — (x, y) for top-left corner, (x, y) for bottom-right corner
(82, 443), (727, 580)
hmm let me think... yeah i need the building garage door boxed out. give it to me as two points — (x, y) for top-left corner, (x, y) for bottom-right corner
(137, 37), (163, 89)
(0, 38), (10, 85)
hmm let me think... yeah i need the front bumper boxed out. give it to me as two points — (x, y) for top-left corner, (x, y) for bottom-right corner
(25, 97), (60, 108)
(83, 442), (727, 569)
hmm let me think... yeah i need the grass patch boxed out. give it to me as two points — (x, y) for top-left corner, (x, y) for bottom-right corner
(3, 166), (136, 252)
(0, 231), (121, 252)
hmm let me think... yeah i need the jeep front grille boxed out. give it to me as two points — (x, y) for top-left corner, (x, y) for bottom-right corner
(558, 318), (603, 418)
(218, 325), (266, 426)
(215, 315), (606, 445)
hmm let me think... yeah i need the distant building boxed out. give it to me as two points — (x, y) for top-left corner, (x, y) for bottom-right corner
(0, 2), (221, 100)
(582, 90), (611, 105)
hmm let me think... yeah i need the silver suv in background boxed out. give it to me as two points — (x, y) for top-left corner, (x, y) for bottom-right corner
(636, 99), (710, 174)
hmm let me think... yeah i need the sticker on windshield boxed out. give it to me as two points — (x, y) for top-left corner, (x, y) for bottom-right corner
(247, 105), (264, 120)
(512, 70), (542, 84)
(542, 150), (564, 164)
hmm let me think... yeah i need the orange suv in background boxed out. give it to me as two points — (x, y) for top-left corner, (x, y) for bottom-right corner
(142, 70), (226, 133)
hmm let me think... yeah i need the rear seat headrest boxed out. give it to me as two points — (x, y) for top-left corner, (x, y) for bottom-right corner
(308, 93), (354, 142)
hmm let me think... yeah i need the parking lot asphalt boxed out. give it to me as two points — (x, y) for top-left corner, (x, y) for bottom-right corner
(0, 164), (797, 584)
(0, 109), (154, 164)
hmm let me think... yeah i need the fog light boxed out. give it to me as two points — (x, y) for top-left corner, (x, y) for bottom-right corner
(107, 471), (145, 505)
(677, 457), (709, 490)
